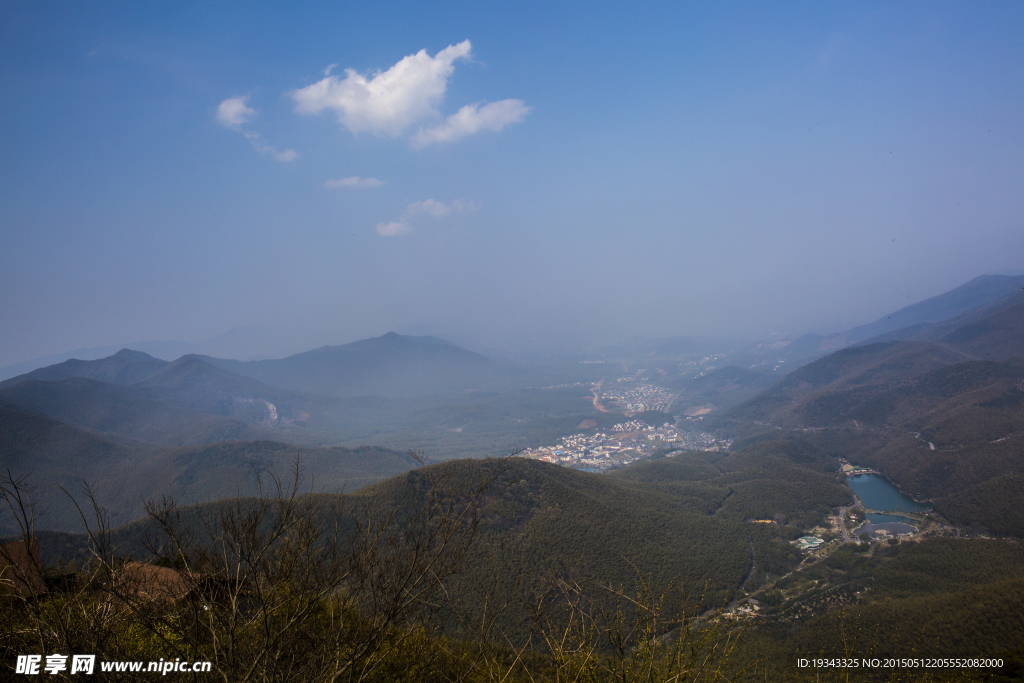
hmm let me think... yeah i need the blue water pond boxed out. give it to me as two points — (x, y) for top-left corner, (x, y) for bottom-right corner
(847, 474), (931, 513)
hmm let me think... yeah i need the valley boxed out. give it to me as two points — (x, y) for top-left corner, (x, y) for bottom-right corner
(6, 7), (1024, 679)
(3, 273), (1024, 680)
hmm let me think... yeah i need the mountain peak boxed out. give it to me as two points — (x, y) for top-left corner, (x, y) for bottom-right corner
(0, 348), (168, 388)
(844, 273), (1024, 345)
(196, 333), (500, 398)
(112, 348), (157, 360)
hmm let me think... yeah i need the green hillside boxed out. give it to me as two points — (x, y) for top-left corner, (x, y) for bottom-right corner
(28, 442), (851, 635)
(0, 400), (420, 532)
(737, 538), (1024, 678)
(665, 365), (779, 414)
(0, 348), (168, 387)
(0, 377), (276, 446)
(858, 290), (1024, 346)
(938, 300), (1024, 360)
(199, 332), (521, 398)
(842, 273), (1024, 345)
(717, 293), (1024, 536)
(14, 449), (1024, 681)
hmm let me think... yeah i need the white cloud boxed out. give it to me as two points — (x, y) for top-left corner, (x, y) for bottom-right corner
(217, 96), (297, 162)
(292, 40), (472, 137)
(242, 131), (298, 163)
(325, 176), (385, 189)
(376, 198), (476, 237)
(217, 96), (255, 128)
(407, 198), (476, 217)
(376, 220), (410, 237)
(412, 99), (531, 148)
(407, 198), (452, 218)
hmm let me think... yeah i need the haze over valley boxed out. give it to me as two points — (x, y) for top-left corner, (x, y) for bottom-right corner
(3, 3), (1024, 680)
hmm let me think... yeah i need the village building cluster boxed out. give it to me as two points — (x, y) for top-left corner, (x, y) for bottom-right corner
(519, 421), (729, 471)
(600, 383), (676, 413)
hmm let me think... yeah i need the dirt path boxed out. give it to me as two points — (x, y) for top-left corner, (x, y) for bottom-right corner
(740, 533), (756, 590)
(591, 378), (609, 413)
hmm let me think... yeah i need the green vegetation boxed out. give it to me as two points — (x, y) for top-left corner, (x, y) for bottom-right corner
(934, 477), (1024, 537)
(0, 401), (421, 533)
(1, 459), (752, 683)
(668, 366), (777, 415)
(4, 298), (1024, 680)
(725, 536), (1024, 679)
(716, 335), (1024, 536)
(613, 439), (852, 530)
(7, 443), (1024, 681)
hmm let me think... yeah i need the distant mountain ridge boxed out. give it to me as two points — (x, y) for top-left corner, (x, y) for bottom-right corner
(728, 274), (1024, 370)
(0, 377), (275, 447)
(0, 349), (318, 444)
(0, 332), (532, 460)
(932, 299), (1024, 359)
(843, 274), (1024, 345)
(198, 332), (512, 397)
(0, 332), (509, 411)
(0, 398), (421, 533)
(721, 291), (1024, 535)
(0, 348), (169, 388)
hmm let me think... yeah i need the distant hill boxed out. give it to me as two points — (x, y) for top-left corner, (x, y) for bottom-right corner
(720, 299), (1024, 533)
(842, 274), (1024, 345)
(844, 286), (1024, 362)
(0, 400), (420, 533)
(0, 348), (168, 388)
(728, 274), (1024, 371)
(724, 341), (971, 428)
(1, 333), (515, 402)
(0, 377), (275, 447)
(0, 352), (322, 444)
(31, 444), (850, 640)
(0, 340), (620, 461)
(856, 290), (1024, 346)
(199, 332), (513, 398)
(666, 365), (777, 415)
(936, 299), (1024, 360)
(134, 356), (312, 422)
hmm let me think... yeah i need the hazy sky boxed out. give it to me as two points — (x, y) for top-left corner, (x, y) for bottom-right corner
(2, 1), (1023, 365)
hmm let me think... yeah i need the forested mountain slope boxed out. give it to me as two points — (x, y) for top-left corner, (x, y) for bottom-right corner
(719, 299), (1024, 535)
(29, 447), (849, 643)
(735, 537), (1024, 677)
(198, 332), (518, 398)
(0, 377), (276, 446)
(842, 273), (1024, 345)
(0, 348), (168, 388)
(857, 290), (1024, 346)
(0, 400), (419, 533)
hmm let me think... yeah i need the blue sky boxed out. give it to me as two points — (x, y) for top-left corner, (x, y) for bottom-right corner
(2, 1), (1023, 364)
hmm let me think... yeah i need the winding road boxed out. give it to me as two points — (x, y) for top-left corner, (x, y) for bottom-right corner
(590, 378), (609, 412)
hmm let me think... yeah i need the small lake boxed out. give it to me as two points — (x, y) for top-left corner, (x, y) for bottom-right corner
(855, 521), (918, 538)
(847, 474), (931, 513)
